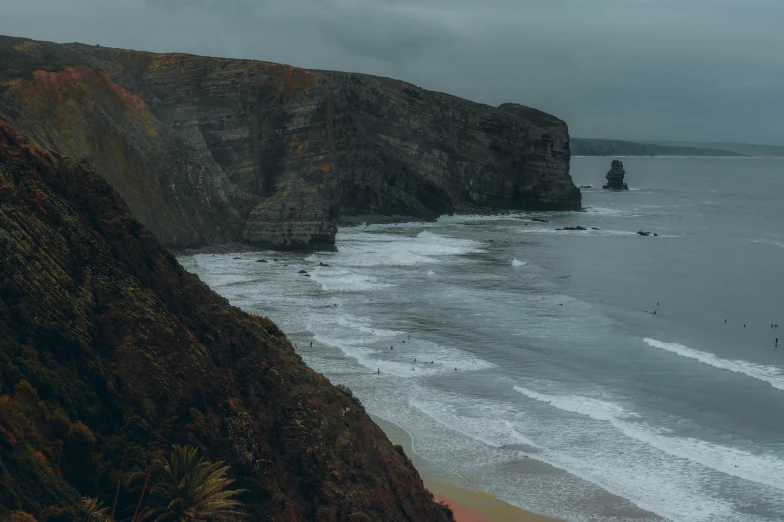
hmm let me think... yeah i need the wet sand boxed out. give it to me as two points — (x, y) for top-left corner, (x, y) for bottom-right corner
(372, 415), (563, 522)
(429, 479), (562, 522)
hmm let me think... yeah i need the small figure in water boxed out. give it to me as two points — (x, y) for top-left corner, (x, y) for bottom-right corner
(390, 346), (393, 350)
(725, 319), (727, 323)
(413, 358), (417, 363)
(777, 338), (779, 347)
(653, 310), (657, 315)
(376, 368), (380, 374)
(310, 341), (313, 347)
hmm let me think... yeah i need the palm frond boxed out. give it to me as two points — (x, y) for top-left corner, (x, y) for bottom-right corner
(135, 445), (246, 522)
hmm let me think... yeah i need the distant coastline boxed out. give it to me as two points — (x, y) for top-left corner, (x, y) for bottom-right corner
(571, 138), (746, 157)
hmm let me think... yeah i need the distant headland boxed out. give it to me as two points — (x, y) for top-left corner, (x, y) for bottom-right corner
(572, 138), (747, 157)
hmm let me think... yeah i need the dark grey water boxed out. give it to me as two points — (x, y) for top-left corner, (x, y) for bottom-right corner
(179, 157), (784, 522)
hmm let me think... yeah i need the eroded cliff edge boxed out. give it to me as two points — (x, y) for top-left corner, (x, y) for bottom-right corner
(0, 121), (453, 520)
(0, 36), (581, 251)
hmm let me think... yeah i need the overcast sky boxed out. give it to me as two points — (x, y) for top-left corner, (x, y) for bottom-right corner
(2, 0), (782, 143)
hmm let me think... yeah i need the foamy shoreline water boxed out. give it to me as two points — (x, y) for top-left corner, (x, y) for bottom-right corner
(179, 156), (784, 522)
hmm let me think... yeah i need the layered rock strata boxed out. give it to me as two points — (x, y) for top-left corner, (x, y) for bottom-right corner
(0, 36), (581, 250)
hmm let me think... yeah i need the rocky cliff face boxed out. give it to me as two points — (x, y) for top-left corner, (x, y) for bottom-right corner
(0, 36), (580, 251)
(603, 159), (628, 190)
(0, 122), (452, 520)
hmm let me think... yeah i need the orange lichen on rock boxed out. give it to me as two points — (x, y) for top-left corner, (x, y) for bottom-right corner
(5, 66), (155, 135)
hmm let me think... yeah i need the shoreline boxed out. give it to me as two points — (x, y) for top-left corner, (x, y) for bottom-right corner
(371, 415), (562, 522)
(429, 480), (562, 522)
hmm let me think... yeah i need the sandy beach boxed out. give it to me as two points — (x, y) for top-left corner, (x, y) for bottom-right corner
(371, 415), (563, 522)
(427, 479), (562, 522)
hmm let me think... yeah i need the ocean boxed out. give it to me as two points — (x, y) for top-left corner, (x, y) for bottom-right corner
(178, 156), (784, 522)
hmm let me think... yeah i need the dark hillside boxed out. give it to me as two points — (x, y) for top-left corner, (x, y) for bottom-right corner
(0, 121), (452, 521)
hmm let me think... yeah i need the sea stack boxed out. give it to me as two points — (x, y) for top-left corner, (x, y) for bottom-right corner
(603, 160), (629, 190)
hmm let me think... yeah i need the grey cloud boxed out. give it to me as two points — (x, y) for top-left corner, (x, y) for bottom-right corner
(0, 0), (781, 143)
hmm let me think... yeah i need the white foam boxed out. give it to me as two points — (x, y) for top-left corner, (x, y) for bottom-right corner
(584, 206), (627, 216)
(644, 338), (784, 391)
(613, 419), (784, 492)
(312, 331), (495, 378)
(412, 392), (741, 522)
(409, 398), (538, 450)
(515, 385), (784, 492)
(335, 316), (403, 338)
(309, 267), (392, 292)
(513, 386), (638, 421)
(750, 239), (784, 250)
(512, 258), (528, 267)
(331, 230), (485, 267)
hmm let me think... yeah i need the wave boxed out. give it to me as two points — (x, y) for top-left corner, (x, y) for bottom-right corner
(413, 392), (741, 521)
(512, 258), (528, 267)
(327, 230), (485, 267)
(615, 419), (784, 492)
(643, 338), (784, 391)
(312, 331), (495, 378)
(336, 316), (403, 338)
(513, 386), (638, 421)
(309, 267), (392, 292)
(749, 239), (784, 250)
(583, 206), (628, 216)
(514, 386), (784, 491)
(409, 398), (538, 450)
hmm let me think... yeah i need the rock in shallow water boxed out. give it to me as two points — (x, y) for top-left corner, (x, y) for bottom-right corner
(603, 160), (629, 190)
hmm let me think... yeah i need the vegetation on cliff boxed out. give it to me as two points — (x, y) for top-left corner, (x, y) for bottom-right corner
(0, 121), (452, 521)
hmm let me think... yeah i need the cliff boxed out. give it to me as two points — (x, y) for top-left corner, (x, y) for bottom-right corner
(0, 35), (580, 251)
(0, 121), (453, 520)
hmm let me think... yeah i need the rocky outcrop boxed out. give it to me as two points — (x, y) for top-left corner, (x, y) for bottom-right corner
(0, 122), (453, 520)
(603, 160), (628, 190)
(0, 36), (581, 251)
